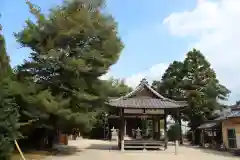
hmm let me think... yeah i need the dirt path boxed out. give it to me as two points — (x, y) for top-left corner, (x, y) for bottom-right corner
(44, 139), (239, 160)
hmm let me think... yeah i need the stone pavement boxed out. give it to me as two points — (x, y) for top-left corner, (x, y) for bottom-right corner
(44, 138), (239, 160)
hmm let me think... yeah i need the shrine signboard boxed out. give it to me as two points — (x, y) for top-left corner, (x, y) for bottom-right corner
(145, 109), (164, 114)
(123, 108), (164, 115)
(124, 109), (144, 114)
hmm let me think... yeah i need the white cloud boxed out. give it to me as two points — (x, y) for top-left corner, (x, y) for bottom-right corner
(103, 0), (240, 102)
(100, 72), (112, 80)
(101, 63), (168, 88)
(124, 63), (168, 88)
(163, 0), (240, 102)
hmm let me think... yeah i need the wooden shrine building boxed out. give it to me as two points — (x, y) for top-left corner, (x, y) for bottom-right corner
(107, 78), (187, 150)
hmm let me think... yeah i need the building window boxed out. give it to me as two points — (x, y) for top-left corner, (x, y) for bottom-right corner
(227, 128), (237, 149)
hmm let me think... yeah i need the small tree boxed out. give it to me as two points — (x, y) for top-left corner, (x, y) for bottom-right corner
(167, 123), (180, 142)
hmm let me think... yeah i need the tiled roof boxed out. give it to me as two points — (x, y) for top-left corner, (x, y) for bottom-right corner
(116, 79), (186, 103)
(230, 104), (240, 111)
(214, 111), (240, 120)
(227, 111), (240, 118)
(198, 111), (240, 129)
(214, 114), (228, 121)
(108, 97), (184, 109)
(107, 78), (187, 109)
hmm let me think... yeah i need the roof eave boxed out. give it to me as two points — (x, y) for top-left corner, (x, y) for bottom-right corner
(109, 78), (187, 105)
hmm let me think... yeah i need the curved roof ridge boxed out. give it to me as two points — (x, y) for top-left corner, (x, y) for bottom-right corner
(142, 79), (187, 104)
(112, 79), (145, 101)
(111, 78), (185, 103)
(143, 81), (167, 100)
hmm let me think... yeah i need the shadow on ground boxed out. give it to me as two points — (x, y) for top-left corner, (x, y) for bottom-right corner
(182, 144), (239, 157)
(86, 142), (119, 151)
(52, 145), (82, 156)
(86, 142), (165, 152)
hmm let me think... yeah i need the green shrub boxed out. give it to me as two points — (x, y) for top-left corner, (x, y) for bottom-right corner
(167, 123), (180, 141)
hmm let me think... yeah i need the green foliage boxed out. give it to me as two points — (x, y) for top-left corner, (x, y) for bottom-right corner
(167, 123), (180, 141)
(182, 49), (230, 128)
(88, 78), (131, 138)
(0, 33), (12, 78)
(236, 100), (240, 105)
(0, 33), (20, 159)
(15, 0), (123, 135)
(103, 77), (132, 98)
(0, 79), (20, 160)
(153, 61), (184, 101)
(103, 77), (132, 115)
(153, 49), (230, 131)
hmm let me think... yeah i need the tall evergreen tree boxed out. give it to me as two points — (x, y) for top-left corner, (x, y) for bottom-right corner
(153, 49), (230, 144)
(0, 27), (19, 159)
(15, 0), (123, 139)
(181, 49), (229, 129)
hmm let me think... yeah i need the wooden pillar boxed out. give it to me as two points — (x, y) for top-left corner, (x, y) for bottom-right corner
(124, 119), (127, 136)
(177, 110), (183, 144)
(118, 120), (121, 148)
(211, 128), (214, 148)
(164, 110), (168, 149)
(155, 118), (158, 140)
(152, 117), (156, 139)
(120, 108), (125, 151)
(202, 130), (205, 147)
(118, 108), (123, 149)
(192, 130), (195, 145)
(157, 117), (161, 140)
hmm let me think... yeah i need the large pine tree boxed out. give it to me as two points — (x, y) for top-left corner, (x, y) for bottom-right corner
(15, 0), (123, 140)
(0, 28), (19, 159)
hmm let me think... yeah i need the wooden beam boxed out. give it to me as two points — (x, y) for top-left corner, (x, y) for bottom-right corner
(124, 119), (127, 136)
(177, 109), (183, 144)
(118, 109), (122, 149)
(108, 115), (164, 119)
(120, 108), (125, 151)
(152, 117), (156, 140)
(164, 111), (168, 149)
(157, 117), (161, 140)
(123, 108), (165, 114)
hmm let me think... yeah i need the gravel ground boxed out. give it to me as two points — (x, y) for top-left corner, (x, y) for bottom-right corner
(44, 138), (239, 160)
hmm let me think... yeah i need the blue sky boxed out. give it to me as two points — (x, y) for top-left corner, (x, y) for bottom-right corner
(106, 0), (195, 77)
(1, 0), (239, 104)
(0, 0), (194, 72)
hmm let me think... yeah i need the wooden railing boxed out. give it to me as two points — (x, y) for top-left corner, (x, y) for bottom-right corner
(124, 140), (164, 150)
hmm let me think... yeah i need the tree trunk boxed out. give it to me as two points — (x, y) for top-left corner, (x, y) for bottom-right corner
(192, 131), (195, 145)
(47, 131), (54, 148)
